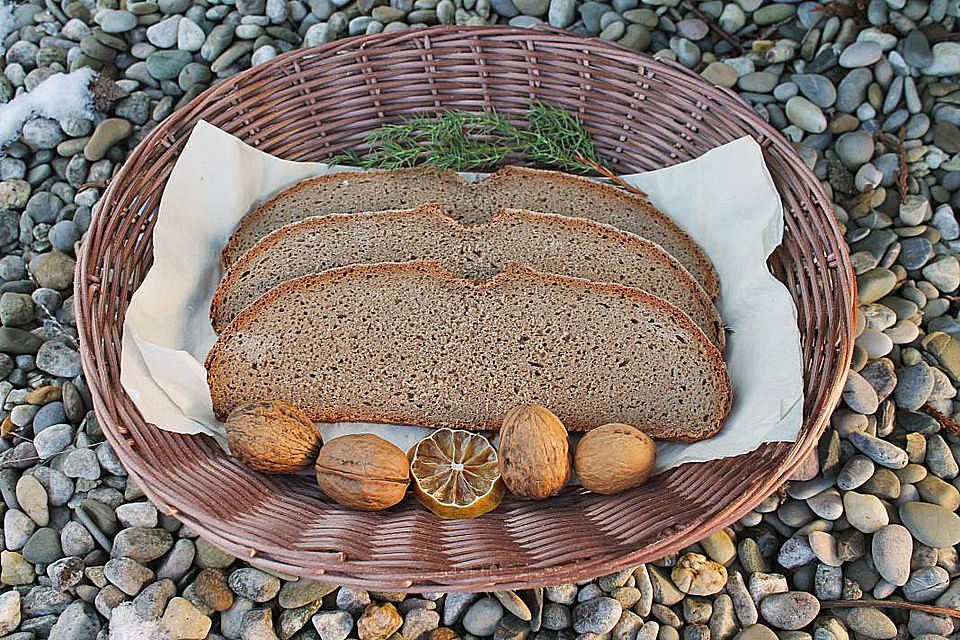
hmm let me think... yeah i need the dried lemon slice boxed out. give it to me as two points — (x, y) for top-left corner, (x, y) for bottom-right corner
(410, 428), (505, 519)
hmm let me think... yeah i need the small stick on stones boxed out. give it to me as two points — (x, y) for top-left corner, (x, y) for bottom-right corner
(682, 1), (743, 52)
(896, 126), (909, 200)
(821, 599), (960, 619)
(920, 402), (960, 438)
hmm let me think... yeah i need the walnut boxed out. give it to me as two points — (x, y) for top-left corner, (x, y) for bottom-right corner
(498, 404), (570, 499)
(315, 434), (410, 510)
(574, 423), (656, 494)
(225, 401), (321, 473)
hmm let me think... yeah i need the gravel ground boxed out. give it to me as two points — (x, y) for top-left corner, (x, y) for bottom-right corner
(0, 0), (959, 637)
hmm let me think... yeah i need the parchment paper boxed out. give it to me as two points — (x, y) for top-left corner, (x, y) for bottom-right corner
(119, 120), (804, 472)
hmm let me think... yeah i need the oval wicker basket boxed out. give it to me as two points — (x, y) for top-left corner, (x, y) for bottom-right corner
(76, 26), (855, 592)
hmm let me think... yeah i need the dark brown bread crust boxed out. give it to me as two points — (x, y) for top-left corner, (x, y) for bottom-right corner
(205, 261), (732, 441)
(220, 167), (719, 299)
(209, 204), (724, 348)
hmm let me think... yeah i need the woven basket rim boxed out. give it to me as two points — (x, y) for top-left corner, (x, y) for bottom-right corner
(76, 25), (856, 591)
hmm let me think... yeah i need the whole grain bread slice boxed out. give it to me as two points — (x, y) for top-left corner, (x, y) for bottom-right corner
(220, 167), (719, 298)
(205, 261), (732, 441)
(210, 205), (724, 349)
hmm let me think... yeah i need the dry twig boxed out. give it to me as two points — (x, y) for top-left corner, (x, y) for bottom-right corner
(821, 600), (960, 619)
(920, 402), (960, 438)
(896, 126), (909, 200)
(682, 1), (742, 52)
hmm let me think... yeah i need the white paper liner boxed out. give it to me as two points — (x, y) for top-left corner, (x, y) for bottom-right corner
(119, 120), (804, 473)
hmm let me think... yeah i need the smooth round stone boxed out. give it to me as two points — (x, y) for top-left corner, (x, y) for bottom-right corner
(871, 524), (912, 586)
(753, 3), (794, 23)
(837, 131), (875, 168)
(792, 74), (836, 108)
(894, 362), (935, 410)
(840, 41), (882, 68)
(922, 256), (960, 292)
(837, 68), (873, 113)
(21, 526), (62, 563)
(901, 196), (931, 226)
(900, 502), (960, 548)
(898, 237), (934, 270)
(932, 205), (959, 240)
(857, 268), (896, 303)
(846, 608), (897, 639)
(573, 597), (622, 634)
(146, 15), (181, 48)
(98, 9), (137, 33)
(916, 475), (960, 510)
(785, 96), (827, 133)
(903, 566), (950, 602)
(177, 18), (205, 51)
(925, 42), (960, 76)
(81, 118), (132, 164)
(33, 423), (73, 458)
(924, 435), (958, 479)
(701, 62), (737, 88)
(806, 531), (841, 566)
(738, 72), (778, 93)
(228, 567), (280, 603)
(513, 0), (548, 15)
(145, 49), (192, 80)
(777, 535), (816, 569)
(674, 18), (707, 40)
(773, 82), (798, 102)
(674, 38), (699, 66)
(849, 432), (908, 468)
(842, 491), (889, 533)
(313, 610), (354, 640)
(758, 592), (819, 630)
(857, 329), (893, 358)
(903, 30), (933, 68)
(807, 489), (843, 520)
(843, 370), (880, 414)
(734, 625), (778, 640)
(463, 598), (504, 636)
(838, 455), (875, 490)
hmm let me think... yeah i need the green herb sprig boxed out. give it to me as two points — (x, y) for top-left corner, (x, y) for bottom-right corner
(328, 102), (643, 199)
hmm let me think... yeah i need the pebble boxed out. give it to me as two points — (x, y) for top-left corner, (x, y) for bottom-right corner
(840, 42), (882, 67)
(228, 568), (281, 603)
(785, 97), (826, 133)
(161, 597), (212, 639)
(842, 491), (889, 533)
(573, 597), (622, 634)
(871, 524), (912, 586)
(758, 592), (819, 630)
(463, 597), (503, 636)
(900, 502), (960, 547)
(15, 473), (48, 526)
(313, 610), (354, 640)
(845, 608), (897, 639)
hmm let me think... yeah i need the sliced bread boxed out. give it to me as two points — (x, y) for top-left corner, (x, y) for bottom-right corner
(220, 167), (719, 299)
(209, 205), (724, 349)
(205, 262), (732, 441)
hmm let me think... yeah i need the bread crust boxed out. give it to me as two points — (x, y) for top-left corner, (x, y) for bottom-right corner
(206, 261), (732, 441)
(209, 204), (724, 350)
(219, 166), (720, 299)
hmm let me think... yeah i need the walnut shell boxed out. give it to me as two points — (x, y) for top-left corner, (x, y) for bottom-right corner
(574, 423), (656, 494)
(316, 434), (410, 511)
(498, 404), (570, 499)
(225, 401), (321, 473)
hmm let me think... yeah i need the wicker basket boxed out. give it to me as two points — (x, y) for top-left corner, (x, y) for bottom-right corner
(76, 26), (855, 592)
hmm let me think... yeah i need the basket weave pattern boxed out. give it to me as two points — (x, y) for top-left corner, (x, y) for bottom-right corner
(76, 26), (855, 591)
